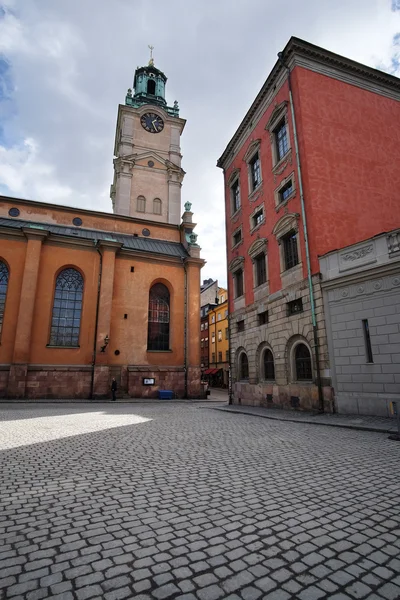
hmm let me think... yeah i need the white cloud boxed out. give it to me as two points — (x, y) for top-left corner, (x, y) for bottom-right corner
(0, 0), (399, 287)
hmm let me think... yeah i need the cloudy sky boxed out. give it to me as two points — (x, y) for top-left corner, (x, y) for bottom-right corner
(0, 0), (399, 287)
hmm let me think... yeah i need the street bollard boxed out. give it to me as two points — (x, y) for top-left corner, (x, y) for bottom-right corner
(388, 401), (400, 441)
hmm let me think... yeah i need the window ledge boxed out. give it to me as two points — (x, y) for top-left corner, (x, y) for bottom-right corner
(275, 190), (296, 212)
(147, 349), (172, 353)
(248, 183), (263, 202)
(250, 219), (265, 235)
(230, 207), (242, 220)
(46, 345), (80, 349)
(281, 262), (302, 275)
(272, 148), (292, 175)
(231, 239), (243, 251)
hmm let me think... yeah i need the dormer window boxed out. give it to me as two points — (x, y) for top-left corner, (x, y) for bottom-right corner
(147, 79), (156, 95)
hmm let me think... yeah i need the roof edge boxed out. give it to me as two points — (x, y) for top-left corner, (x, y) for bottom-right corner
(0, 194), (180, 230)
(217, 36), (400, 169)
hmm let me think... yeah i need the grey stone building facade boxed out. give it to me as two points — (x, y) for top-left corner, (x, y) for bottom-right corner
(230, 273), (334, 412)
(320, 230), (400, 417)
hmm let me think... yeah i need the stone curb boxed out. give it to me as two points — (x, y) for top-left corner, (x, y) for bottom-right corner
(208, 405), (398, 434)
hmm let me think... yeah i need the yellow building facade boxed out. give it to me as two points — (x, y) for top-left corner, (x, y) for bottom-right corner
(207, 287), (229, 387)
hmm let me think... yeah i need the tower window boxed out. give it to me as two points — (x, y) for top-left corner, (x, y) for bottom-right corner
(137, 196), (146, 212)
(147, 79), (156, 95)
(153, 198), (162, 215)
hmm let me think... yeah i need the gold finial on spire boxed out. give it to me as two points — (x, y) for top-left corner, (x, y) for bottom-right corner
(148, 44), (154, 66)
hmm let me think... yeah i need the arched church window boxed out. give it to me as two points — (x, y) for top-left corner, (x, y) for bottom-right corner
(0, 261), (9, 337)
(137, 196), (146, 212)
(147, 283), (170, 351)
(49, 268), (83, 347)
(147, 79), (156, 95)
(153, 198), (162, 215)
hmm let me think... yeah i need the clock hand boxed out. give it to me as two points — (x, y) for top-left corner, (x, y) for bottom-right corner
(152, 119), (157, 130)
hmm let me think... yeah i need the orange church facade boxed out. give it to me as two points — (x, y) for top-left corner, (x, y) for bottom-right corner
(0, 195), (203, 400)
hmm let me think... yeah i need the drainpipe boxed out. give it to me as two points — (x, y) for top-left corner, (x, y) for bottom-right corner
(90, 244), (103, 400)
(278, 52), (324, 413)
(182, 258), (188, 399)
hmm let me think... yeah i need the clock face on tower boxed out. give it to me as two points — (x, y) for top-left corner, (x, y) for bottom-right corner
(140, 112), (164, 134)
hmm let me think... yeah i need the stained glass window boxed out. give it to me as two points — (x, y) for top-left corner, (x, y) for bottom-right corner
(147, 283), (170, 351)
(49, 268), (83, 346)
(0, 262), (9, 337)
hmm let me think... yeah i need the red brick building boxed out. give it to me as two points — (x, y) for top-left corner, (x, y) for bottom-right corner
(217, 37), (400, 414)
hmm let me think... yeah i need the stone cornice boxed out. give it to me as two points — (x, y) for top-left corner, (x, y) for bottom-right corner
(117, 248), (184, 265)
(321, 259), (400, 291)
(217, 36), (400, 170)
(22, 227), (49, 241)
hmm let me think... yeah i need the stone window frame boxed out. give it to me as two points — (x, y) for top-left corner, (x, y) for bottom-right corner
(288, 336), (314, 384)
(147, 282), (171, 351)
(243, 139), (262, 195)
(274, 171), (296, 210)
(249, 202), (265, 234)
(272, 213), (303, 288)
(48, 267), (84, 348)
(228, 169), (241, 216)
(229, 256), (245, 299)
(265, 101), (291, 169)
(153, 197), (162, 215)
(232, 225), (243, 249)
(137, 195), (146, 212)
(259, 343), (276, 382)
(248, 238), (268, 290)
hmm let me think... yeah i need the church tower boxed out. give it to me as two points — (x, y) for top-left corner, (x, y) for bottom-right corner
(110, 50), (186, 225)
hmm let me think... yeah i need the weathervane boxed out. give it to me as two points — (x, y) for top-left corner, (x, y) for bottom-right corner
(148, 44), (154, 66)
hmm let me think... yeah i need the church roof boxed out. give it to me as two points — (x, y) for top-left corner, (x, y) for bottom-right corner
(0, 217), (188, 259)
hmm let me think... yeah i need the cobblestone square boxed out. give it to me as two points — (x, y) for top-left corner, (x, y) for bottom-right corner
(0, 402), (399, 599)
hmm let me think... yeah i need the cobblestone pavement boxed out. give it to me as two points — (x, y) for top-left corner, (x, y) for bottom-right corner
(1, 402), (400, 600)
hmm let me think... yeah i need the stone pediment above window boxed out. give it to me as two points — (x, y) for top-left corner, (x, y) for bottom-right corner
(243, 139), (261, 163)
(265, 101), (288, 132)
(229, 256), (244, 273)
(272, 212), (300, 239)
(248, 238), (267, 260)
(228, 168), (241, 185)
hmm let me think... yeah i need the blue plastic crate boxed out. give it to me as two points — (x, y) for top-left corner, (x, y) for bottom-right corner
(158, 390), (174, 400)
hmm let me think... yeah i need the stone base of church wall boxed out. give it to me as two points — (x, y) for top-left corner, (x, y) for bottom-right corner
(1, 363), (204, 400)
(232, 382), (334, 413)
(7, 365), (28, 399)
(92, 365), (111, 399)
(187, 366), (202, 398)
(127, 366), (185, 398)
(4, 365), (92, 400)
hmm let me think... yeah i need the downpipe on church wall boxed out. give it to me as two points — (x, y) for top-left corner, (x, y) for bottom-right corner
(182, 258), (188, 399)
(90, 244), (103, 399)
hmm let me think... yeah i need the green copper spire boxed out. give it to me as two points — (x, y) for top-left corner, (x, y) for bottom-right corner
(125, 47), (179, 117)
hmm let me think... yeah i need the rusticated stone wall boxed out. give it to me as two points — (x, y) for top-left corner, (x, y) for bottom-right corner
(24, 366), (92, 400)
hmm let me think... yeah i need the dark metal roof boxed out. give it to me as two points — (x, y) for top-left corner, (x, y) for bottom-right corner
(0, 217), (188, 259)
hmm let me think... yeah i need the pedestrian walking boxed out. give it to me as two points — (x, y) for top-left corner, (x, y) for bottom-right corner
(111, 378), (117, 402)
